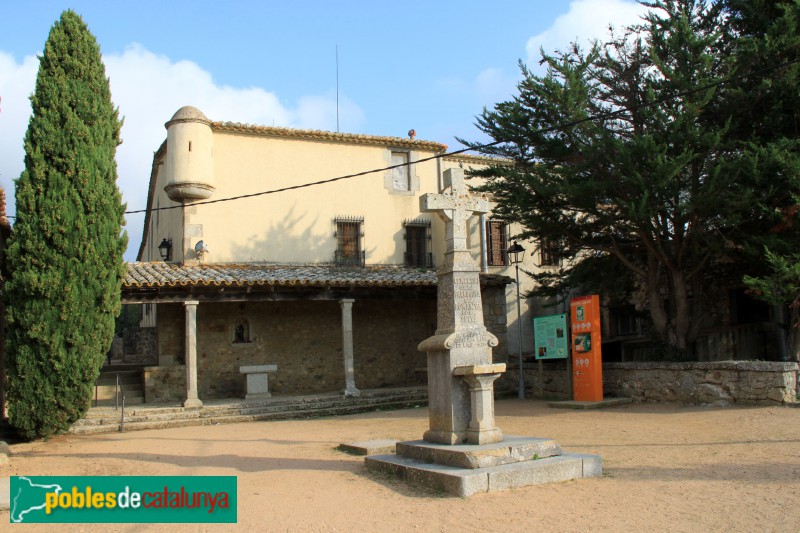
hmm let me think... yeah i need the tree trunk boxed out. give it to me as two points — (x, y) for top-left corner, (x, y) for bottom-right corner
(671, 269), (691, 353)
(647, 251), (669, 343)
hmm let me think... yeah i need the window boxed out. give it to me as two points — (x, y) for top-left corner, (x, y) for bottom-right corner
(232, 317), (252, 344)
(539, 236), (561, 266)
(404, 219), (432, 268)
(334, 216), (365, 266)
(139, 304), (156, 328)
(391, 151), (410, 191)
(486, 220), (508, 267)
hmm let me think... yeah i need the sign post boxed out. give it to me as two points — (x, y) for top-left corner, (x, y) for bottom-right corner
(569, 295), (603, 401)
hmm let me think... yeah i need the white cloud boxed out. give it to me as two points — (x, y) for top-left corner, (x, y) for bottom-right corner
(0, 44), (364, 260)
(0, 51), (38, 209)
(526, 0), (649, 68)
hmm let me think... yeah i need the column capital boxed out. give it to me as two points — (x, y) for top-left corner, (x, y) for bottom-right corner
(184, 300), (199, 307)
(339, 298), (355, 305)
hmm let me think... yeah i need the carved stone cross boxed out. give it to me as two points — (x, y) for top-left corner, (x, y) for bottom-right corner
(420, 168), (490, 253)
(418, 168), (505, 445)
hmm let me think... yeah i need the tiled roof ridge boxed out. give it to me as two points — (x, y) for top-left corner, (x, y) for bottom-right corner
(212, 121), (448, 152)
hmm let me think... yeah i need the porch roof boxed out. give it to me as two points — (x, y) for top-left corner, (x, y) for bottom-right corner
(124, 262), (513, 290)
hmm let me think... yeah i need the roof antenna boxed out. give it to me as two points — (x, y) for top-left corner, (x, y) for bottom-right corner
(336, 44), (340, 133)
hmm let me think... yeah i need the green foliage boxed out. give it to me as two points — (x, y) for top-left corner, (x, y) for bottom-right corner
(464, 0), (800, 355)
(4, 10), (127, 439)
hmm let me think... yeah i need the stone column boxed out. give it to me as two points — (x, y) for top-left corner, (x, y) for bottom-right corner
(340, 298), (360, 397)
(183, 300), (202, 408)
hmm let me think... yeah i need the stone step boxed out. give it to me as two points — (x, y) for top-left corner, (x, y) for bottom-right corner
(365, 452), (602, 497)
(93, 384), (143, 395)
(95, 374), (142, 386)
(81, 405), (186, 419)
(75, 409), (201, 427)
(70, 391), (429, 435)
(73, 399), (428, 435)
(89, 397), (145, 408)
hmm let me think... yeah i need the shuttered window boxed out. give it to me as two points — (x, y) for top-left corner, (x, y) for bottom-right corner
(486, 220), (508, 266)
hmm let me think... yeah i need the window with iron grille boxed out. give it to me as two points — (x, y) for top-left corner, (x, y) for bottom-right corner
(539, 236), (561, 266)
(334, 216), (365, 266)
(404, 219), (432, 268)
(486, 220), (508, 267)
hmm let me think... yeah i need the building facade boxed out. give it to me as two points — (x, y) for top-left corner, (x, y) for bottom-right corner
(123, 106), (550, 405)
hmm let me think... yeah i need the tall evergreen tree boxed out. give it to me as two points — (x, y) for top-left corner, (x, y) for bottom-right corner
(465, 0), (800, 357)
(4, 10), (127, 439)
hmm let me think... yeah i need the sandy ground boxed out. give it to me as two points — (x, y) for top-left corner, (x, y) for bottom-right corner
(2, 399), (799, 532)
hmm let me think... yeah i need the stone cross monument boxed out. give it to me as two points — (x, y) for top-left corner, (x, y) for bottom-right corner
(418, 168), (506, 445)
(365, 167), (602, 496)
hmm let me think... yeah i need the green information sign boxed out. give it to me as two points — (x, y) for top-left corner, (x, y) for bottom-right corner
(533, 314), (568, 360)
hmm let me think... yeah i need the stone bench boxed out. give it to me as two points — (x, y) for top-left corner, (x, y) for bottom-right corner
(239, 365), (278, 400)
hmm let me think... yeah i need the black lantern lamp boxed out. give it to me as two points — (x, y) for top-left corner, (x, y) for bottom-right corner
(506, 241), (526, 399)
(158, 238), (172, 262)
(507, 241), (525, 265)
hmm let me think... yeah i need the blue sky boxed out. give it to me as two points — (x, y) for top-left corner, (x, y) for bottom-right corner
(0, 0), (648, 259)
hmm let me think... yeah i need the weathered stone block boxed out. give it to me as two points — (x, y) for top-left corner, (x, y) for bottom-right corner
(338, 440), (397, 456)
(487, 455), (583, 492)
(396, 436), (561, 469)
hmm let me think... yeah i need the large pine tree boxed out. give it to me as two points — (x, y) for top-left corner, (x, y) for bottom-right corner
(4, 10), (127, 439)
(465, 0), (800, 357)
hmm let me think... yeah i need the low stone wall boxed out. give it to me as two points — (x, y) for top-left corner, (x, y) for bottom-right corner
(503, 360), (799, 405)
(603, 361), (798, 405)
(143, 365), (185, 404)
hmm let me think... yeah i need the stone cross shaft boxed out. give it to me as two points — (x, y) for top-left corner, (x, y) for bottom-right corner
(418, 168), (505, 445)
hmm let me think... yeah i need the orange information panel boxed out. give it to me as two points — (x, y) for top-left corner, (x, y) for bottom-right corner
(570, 295), (603, 401)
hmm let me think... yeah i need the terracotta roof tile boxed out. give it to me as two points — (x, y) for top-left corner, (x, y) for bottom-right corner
(124, 263), (511, 289)
(212, 122), (448, 152)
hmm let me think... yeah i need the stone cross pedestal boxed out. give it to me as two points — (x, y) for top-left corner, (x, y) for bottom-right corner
(418, 168), (505, 445)
(366, 168), (603, 496)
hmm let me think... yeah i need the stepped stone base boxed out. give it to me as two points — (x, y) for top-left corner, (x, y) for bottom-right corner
(366, 436), (601, 497)
(338, 440), (397, 456)
(396, 436), (561, 469)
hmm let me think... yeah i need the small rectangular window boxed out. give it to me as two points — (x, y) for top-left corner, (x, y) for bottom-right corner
(539, 236), (561, 267)
(391, 151), (410, 191)
(404, 219), (432, 268)
(486, 220), (508, 267)
(334, 217), (365, 266)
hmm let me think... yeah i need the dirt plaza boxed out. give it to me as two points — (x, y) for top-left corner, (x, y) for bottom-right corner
(2, 399), (799, 532)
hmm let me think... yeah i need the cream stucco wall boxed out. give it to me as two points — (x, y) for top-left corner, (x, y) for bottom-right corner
(139, 109), (552, 353)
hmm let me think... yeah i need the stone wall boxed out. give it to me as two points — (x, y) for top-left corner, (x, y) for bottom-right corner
(151, 285), (508, 402)
(156, 299), (438, 399)
(603, 361), (798, 405)
(482, 286), (509, 362)
(122, 326), (158, 364)
(504, 360), (799, 405)
(143, 365), (185, 403)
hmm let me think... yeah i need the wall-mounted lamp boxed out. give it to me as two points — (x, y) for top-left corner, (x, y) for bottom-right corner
(158, 238), (172, 262)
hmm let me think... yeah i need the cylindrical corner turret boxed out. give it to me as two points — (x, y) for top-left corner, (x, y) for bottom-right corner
(164, 106), (215, 201)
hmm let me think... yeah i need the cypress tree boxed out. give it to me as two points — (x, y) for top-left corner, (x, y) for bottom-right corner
(4, 10), (127, 439)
